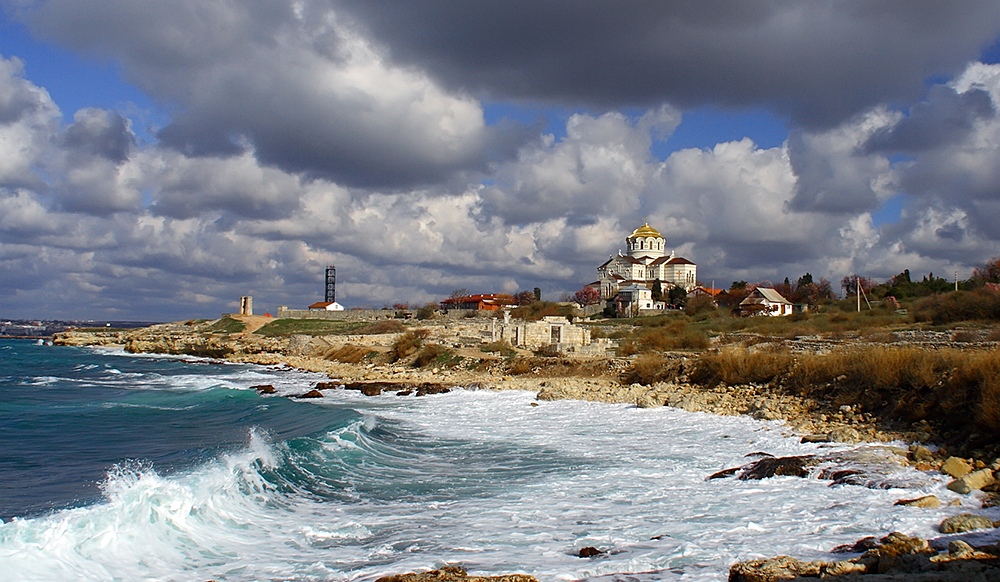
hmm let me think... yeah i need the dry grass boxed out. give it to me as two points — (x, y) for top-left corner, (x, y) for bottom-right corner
(689, 346), (794, 386)
(686, 345), (1000, 436)
(621, 353), (680, 385)
(411, 343), (462, 368)
(391, 328), (429, 361)
(618, 320), (710, 355)
(318, 344), (375, 363)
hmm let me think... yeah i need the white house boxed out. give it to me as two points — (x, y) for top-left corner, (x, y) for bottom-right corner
(615, 284), (666, 315)
(308, 301), (345, 311)
(595, 223), (697, 301)
(738, 288), (793, 316)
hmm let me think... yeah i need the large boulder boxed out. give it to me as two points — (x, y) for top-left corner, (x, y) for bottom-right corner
(939, 513), (996, 534)
(947, 468), (997, 494)
(941, 456), (974, 479)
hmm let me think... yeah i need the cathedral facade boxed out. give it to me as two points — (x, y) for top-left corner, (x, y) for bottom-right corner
(595, 223), (697, 300)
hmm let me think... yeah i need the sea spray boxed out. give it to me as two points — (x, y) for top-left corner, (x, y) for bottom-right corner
(2, 339), (997, 581)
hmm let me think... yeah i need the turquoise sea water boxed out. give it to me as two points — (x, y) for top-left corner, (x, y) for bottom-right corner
(0, 339), (985, 581)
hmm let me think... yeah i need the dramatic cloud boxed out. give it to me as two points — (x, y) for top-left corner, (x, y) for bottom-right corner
(337, 0), (1000, 127)
(3, 4), (1000, 320)
(14, 0), (508, 187)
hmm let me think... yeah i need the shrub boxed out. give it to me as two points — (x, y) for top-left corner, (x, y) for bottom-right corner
(911, 289), (1000, 324)
(411, 343), (461, 368)
(480, 341), (516, 357)
(415, 303), (437, 320)
(685, 295), (719, 318)
(391, 329), (429, 361)
(621, 353), (676, 385)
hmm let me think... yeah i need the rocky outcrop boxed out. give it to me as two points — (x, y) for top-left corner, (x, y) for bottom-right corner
(374, 566), (537, 582)
(939, 513), (997, 534)
(729, 531), (1000, 581)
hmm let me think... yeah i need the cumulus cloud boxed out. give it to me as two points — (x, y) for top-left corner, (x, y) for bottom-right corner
(12, 0), (516, 187)
(5, 5), (1000, 319)
(0, 55), (59, 188)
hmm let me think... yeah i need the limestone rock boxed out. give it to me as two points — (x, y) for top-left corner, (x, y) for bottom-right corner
(908, 444), (935, 463)
(296, 389), (324, 398)
(939, 513), (996, 534)
(251, 384), (276, 394)
(578, 546), (603, 558)
(947, 468), (997, 494)
(894, 495), (942, 509)
(728, 555), (823, 582)
(941, 456), (974, 479)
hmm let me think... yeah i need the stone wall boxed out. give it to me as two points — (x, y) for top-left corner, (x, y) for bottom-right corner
(277, 306), (500, 322)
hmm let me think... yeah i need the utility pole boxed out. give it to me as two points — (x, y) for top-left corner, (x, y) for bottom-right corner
(955, 270), (959, 292)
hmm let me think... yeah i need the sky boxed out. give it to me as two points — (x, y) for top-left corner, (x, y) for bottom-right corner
(4, 1), (1000, 321)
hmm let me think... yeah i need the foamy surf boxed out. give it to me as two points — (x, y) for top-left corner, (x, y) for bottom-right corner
(3, 340), (997, 581)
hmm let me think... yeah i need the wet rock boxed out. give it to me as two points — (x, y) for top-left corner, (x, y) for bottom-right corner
(314, 381), (341, 390)
(894, 495), (942, 509)
(375, 565), (538, 582)
(737, 455), (813, 480)
(251, 384), (276, 394)
(578, 546), (603, 558)
(800, 433), (831, 443)
(942, 456), (974, 479)
(728, 555), (823, 581)
(342, 381), (452, 397)
(706, 467), (740, 480)
(296, 389), (324, 398)
(831, 536), (879, 554)
(939, 513), (996, 534)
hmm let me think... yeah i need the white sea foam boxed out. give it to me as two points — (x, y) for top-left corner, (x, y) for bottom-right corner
(1, 388), (996, 581)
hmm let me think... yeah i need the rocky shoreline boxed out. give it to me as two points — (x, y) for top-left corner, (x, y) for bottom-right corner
(53, 321), (1000, 580)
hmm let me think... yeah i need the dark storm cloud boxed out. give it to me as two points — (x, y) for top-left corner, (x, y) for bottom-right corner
(336, 0), (1000, 127)
(62, 108), (135, 162)
(864, 85), (995, 153)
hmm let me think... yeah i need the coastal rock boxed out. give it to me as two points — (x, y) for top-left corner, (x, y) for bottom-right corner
(728, 555), (823, 581)
(315, 381), (341, 390)
(251, 384), (277, 394)
(374, 565), (538, 582)
(296, 389), (324, 398)
(728, 455), (814, 480)
(894, 495), (942, 509)
(939, 513), (996, 534)
(578, 546), (604, 558)
(946, 468), (996, 494)
(942, 456), (974, 479)
(908, 444), (935, 464)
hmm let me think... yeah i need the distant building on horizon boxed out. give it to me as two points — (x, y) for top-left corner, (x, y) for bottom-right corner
(594, 223), (697, 301)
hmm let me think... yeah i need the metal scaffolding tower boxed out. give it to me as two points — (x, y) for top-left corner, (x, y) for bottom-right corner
(325, 265), (336, 303)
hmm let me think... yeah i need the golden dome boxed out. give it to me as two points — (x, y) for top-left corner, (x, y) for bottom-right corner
(628, 223), (662, 239)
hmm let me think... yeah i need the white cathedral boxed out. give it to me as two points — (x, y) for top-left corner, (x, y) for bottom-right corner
(595, 223), (697, 301)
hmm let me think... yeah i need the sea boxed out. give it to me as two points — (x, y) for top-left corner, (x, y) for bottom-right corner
(0, 338), (991, 581)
